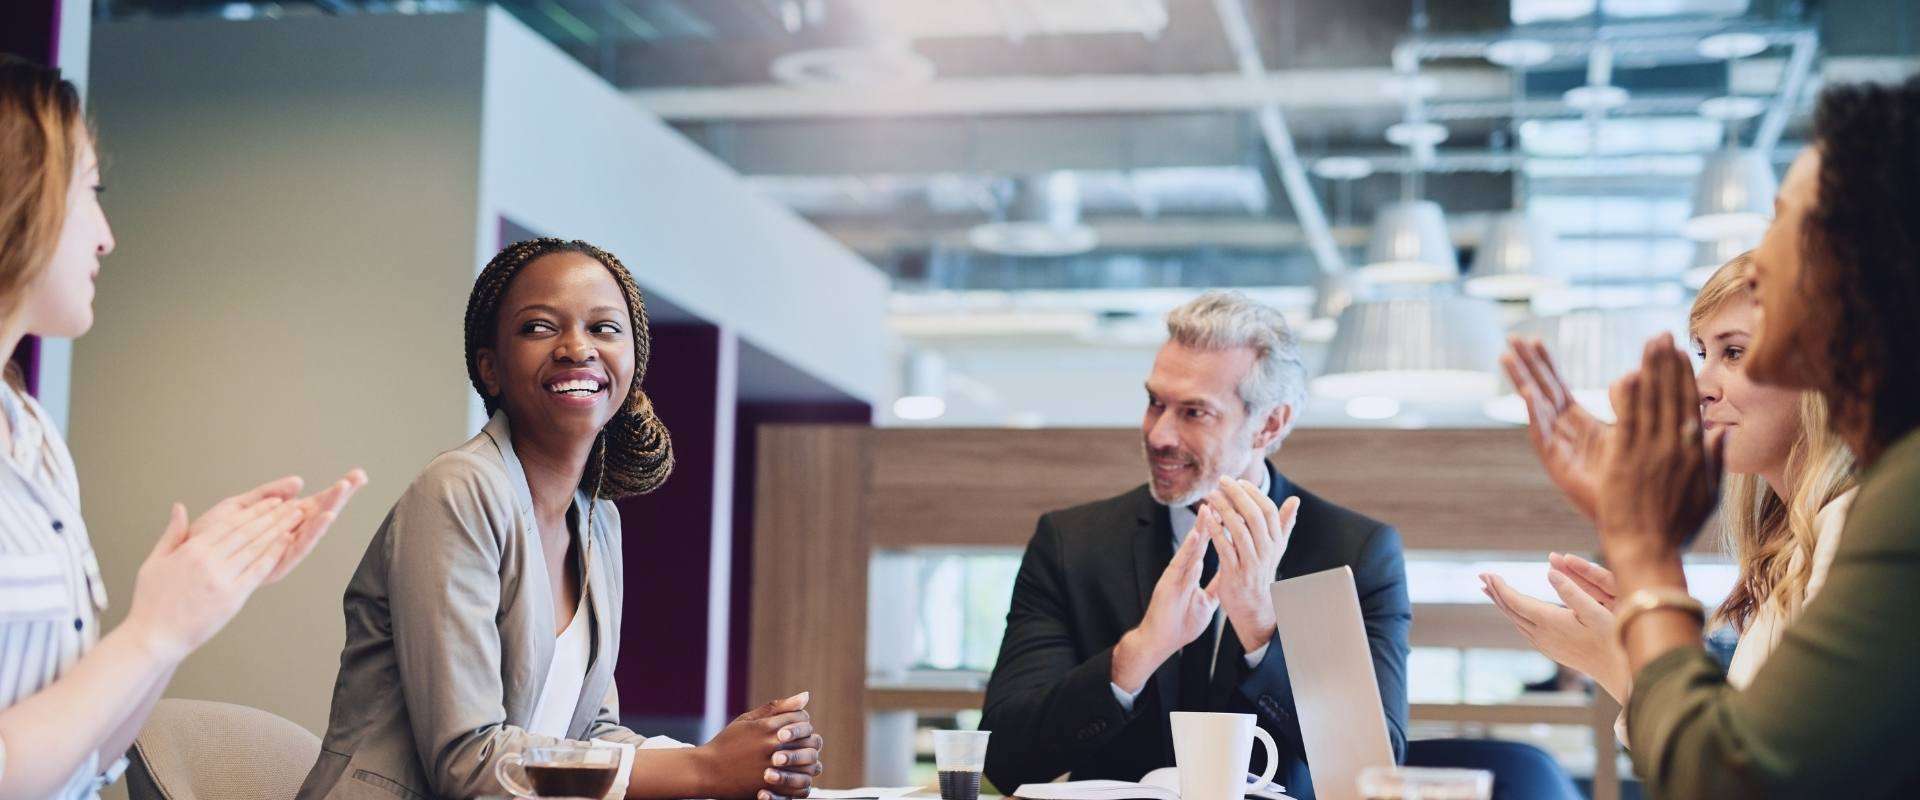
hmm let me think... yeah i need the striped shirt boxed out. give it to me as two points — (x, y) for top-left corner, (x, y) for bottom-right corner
(0, 380), (123, 798)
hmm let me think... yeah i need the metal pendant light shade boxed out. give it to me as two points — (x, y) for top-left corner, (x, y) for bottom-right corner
(1465, 210), (1563, 300)
(1312, 295), (1505, 402)
(1482, 308), (1688, 424)
(1360, 199), (1459, 284)
(1686, 148), (1776, 241)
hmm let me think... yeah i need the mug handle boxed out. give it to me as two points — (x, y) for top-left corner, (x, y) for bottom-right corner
(495, 752), (539, 798)
(1250, 727), (1280, 791)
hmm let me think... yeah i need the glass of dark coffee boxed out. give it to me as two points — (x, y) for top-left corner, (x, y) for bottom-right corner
(496, 745), (621, 799)
(932, 730), (991, 800)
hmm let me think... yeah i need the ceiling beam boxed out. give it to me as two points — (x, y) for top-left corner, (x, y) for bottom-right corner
(630, 66), (1511, 121)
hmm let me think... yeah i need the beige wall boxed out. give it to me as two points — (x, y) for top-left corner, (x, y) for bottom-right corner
(79, 13), (489, 733)
(74, 8), (892, 761)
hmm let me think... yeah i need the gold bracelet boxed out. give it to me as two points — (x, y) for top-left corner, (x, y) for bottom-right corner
(1612, 587), (1705, 648)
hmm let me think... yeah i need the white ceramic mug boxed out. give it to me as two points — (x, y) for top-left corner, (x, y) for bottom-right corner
(1171, 711), (1280, 800)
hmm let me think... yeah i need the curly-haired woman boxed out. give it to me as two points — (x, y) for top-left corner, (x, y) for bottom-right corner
(299, 239), (821, 800)
(0, 56), (365, 800)
(1592, 75), (1920, 796)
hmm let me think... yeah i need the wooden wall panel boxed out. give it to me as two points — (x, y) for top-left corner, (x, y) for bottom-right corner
(866, 428), (1596, 553)
(749, 426), (872, 782)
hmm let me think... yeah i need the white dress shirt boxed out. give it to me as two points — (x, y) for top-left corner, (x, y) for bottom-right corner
(1111, 468), (1280, 711)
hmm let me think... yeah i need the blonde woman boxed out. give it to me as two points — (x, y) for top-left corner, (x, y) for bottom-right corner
(0, 56), (365, 799)
(1479, 254), (1856, 737)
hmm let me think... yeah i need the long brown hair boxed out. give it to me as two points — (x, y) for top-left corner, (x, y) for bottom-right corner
(1692, 255), (1856, 632)
(0, 55), (85, 317)
(464, 237), (674, 500)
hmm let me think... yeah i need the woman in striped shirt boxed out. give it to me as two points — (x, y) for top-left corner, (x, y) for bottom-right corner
(0, 56), (368, 799)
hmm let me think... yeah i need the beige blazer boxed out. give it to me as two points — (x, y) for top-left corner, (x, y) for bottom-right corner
(298, 412), (646, 800)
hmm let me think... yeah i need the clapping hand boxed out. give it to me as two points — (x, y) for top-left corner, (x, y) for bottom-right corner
(1547, 552), (1618, 610)
(1502, 337), (1610, 522)
(1480, 565), (1629, 703)
(124, 470), (368, 661)
(1596, 334), (1725, 565)
(1140, 517), (1222, 657)
(1112, 517), (1220, 693)
(1199, 476), (1299, 654)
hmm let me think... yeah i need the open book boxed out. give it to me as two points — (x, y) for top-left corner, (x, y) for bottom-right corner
(1014, 767), (1291, 800)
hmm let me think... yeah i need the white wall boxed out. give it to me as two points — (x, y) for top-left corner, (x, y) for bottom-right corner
(476, 6), (890, 407)
(81, 12), (491, 732)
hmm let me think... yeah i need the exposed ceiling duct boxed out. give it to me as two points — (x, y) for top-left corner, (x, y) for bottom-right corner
(967, 172), (1100, 257)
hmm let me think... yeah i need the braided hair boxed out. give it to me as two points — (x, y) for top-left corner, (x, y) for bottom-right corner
(464, 237), (674, 499)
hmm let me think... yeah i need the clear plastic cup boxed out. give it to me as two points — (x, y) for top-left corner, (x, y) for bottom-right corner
(932, 730), (991, 800)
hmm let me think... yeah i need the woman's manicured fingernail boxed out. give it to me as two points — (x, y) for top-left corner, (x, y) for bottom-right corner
(774, 753), (789, 766)
(766, 769), (781, 783)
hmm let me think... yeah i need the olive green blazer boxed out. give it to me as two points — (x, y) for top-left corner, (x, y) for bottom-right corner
(1626, 428), (1920, 797)
(298, 411), (646, 800)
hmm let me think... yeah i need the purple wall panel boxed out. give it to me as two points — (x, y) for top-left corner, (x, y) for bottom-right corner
(614, 324), (723, 718)
(2, 0), (59, 396)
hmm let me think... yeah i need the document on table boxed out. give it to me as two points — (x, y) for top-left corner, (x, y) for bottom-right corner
(808, 787), (925, 799)
(1013, 767), (1289, 800)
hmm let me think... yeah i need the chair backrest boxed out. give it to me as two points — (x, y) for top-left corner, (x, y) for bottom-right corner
(1403, 738), (1581, 800)
(125, 698), (321, 800)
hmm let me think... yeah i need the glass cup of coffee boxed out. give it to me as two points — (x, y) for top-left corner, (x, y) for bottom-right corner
(495, 745), (621, 799)
(932, 730), (991, 800)
(1356, 766), (1492, 800)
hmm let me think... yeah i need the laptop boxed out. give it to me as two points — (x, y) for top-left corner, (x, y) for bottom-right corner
(1270, 566), (1396, 800)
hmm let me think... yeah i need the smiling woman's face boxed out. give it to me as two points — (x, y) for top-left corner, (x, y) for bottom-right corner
(477, 251), (634, 445)
(1693, 298), (1800, 480)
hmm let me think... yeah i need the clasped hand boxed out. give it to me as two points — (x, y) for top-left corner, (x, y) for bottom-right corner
(700, 692), (824, 800)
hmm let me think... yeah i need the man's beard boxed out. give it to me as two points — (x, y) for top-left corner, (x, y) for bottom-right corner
(1144, 424), (1263, 508)
(1144, 446), (1239, 508)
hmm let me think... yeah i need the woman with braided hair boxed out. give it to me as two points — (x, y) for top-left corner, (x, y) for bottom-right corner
(301, 238), (822, 800)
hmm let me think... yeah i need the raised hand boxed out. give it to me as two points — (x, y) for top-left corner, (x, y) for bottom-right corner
(123, 487), (309, 661)
(1111, 521), (1219, 694)
(1548, 552), (1618, 610)
(1502, 336), (1610, 521)
(699, 692), (823, 800)
(1200, 477), (1299, 654)
(121, 470), (369, 663)
(1480, 571), (1629, 703)
(269, 468), (369, 583)
(1597, 334), (1725, 564)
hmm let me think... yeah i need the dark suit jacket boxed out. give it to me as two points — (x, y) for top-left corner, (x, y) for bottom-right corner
(980, 463), (1410, 800)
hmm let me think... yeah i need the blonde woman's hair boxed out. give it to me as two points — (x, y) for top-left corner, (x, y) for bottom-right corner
(1691, 253), (1857, 632)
